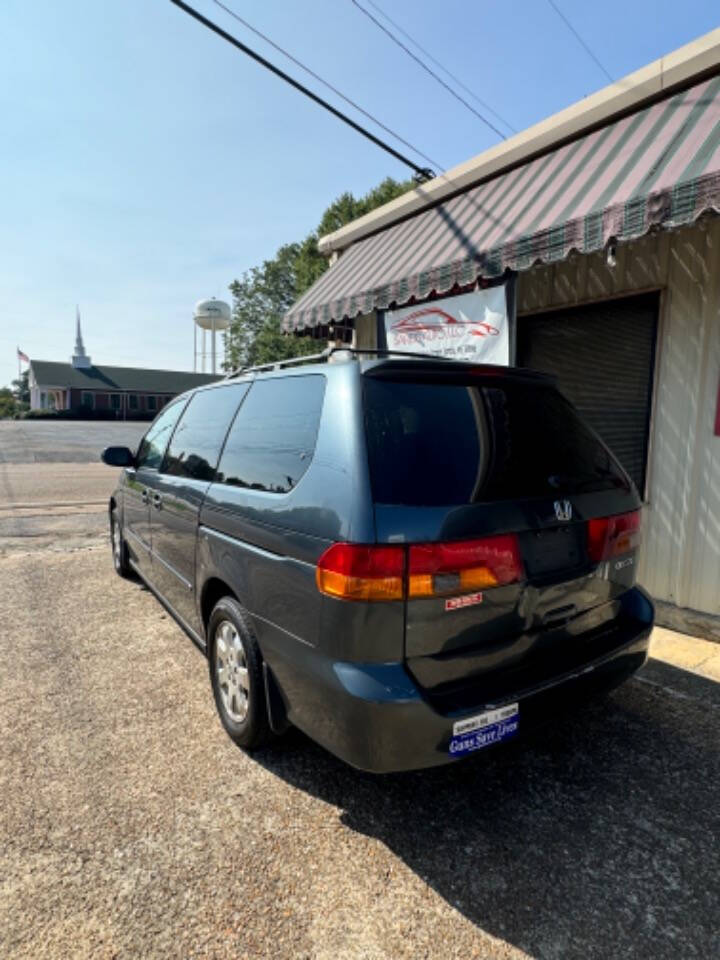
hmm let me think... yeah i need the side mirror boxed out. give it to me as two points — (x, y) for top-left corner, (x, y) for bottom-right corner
(101, 446), (135, 468)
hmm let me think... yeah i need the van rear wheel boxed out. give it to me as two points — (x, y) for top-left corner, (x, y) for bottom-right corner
(208, 597), (272, 750)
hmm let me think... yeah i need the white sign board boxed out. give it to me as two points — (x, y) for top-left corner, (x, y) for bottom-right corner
(384, 286), (509, 365)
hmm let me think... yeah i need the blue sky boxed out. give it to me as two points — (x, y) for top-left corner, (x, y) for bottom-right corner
(1, 0), (717, 389)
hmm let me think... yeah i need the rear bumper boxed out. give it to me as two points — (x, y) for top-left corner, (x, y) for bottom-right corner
(280, 586), (654, 774)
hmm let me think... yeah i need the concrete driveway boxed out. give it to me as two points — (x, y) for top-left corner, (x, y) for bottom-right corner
(0, 462), (718, 959)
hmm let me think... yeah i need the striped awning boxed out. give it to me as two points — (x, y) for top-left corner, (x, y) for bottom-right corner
(285, 74), (720, 331)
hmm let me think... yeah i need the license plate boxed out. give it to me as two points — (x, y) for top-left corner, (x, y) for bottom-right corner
(448, 703), (519, 756)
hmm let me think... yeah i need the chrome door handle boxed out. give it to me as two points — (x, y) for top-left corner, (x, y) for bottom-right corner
(152, 493), (162, 509)
(141, 489), (148, 504)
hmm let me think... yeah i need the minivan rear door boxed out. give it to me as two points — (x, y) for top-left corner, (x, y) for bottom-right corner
(149, 383), (249, 632)
(362, 367), (641, 689)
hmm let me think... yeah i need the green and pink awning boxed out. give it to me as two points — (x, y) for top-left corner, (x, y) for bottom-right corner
(284, 74), (720, 331)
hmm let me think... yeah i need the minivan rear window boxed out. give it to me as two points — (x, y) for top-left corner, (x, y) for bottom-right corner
(363, 377), (629, 506)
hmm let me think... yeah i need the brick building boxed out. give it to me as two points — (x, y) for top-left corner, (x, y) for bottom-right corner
(28, 315), (219, 418)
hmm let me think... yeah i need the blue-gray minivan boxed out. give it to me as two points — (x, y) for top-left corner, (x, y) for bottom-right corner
(102, 350), (654, 772)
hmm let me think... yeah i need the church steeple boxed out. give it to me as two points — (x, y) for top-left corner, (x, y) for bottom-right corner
(71, 306), (91, 368)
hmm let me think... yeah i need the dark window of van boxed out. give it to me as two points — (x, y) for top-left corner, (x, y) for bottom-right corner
(363, 377), (629, 506)
(217, 376), (325, 493)
(163, 384), (249, 482)
(136, 399), (187, 471)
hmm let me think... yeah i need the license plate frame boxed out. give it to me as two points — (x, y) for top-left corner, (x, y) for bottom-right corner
(448, 703), (519, 756)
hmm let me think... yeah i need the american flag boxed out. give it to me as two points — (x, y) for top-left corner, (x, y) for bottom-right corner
(17, 347), (29, 364)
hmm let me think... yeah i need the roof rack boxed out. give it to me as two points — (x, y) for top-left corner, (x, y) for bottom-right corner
(224, 348), (334, 379)
(224, 346), (464, 379)
(330, 347), (461, 363)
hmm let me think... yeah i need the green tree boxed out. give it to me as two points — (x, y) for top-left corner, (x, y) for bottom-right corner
(0, 387), (18, 419)
(226, 243), (307, 369)
(248, 316), (319, 366)
(11, 370), (30, 410)
(225, 176), (412, 370)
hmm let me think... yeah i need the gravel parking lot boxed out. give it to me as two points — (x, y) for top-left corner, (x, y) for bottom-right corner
(0, 450), (718, 959)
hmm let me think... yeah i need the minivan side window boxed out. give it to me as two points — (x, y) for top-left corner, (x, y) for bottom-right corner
(162, 384), (250, 482)
(217, 375), (326, 494)
(135, 400), (187, 471)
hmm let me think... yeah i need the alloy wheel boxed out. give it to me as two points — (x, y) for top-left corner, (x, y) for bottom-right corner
(215, 620), (250, 723)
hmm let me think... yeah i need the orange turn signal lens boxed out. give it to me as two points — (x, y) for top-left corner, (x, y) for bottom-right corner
(408, 573), (434, 597)
(459, 566), (499, 591)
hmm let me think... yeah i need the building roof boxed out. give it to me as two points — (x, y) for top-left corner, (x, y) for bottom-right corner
(317, 27), (720, 256)
(285, 36), (720, 332)
(30, 360), (221, 393)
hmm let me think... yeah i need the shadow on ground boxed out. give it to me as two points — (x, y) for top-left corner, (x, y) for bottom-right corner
(255, 660), (720, 959)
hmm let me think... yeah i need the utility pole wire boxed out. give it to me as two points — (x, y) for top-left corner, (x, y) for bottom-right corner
(350, 0), (507, 140)
(546, 0), (613, 84)
(363, 0), (516, 135)
(210, 0), (443, 172)
(168, 0), (435, 181)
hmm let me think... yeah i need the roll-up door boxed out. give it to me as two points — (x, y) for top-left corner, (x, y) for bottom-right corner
(516, 292), (659, 495)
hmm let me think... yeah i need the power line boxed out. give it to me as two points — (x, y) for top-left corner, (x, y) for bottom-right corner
(547, 0), (613, 84)
(209, 0), (443, 172)
(362, 0), (516, 135)
(350, 0), (507, 141)
(168, 0), (435, 182)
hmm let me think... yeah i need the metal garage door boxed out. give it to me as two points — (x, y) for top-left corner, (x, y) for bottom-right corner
(516, 292), (659, 496)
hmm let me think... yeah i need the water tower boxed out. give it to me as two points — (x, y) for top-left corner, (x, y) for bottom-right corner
(194, 298), (231, 374)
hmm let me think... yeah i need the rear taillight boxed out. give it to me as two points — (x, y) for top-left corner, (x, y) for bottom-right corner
(316, 543), (405, 601)
(587, 510), (641, 564)
(408, 535), (523, 598)
(316, 536), (524, 602)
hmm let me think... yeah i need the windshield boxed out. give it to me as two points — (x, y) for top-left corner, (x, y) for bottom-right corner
(363, 377), (630, 507)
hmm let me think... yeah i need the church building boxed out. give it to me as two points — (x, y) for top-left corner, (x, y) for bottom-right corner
(28, 313), (219, 418)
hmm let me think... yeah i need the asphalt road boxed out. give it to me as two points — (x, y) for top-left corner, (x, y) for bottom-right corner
(1, 463), (718, 959)
(0, 420), (145, 463)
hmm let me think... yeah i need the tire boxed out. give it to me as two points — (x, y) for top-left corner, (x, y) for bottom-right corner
(110, 508), (132, 578)
(208, 596), (272, 750)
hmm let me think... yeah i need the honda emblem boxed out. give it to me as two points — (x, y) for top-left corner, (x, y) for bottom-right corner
(554, 500), (572, 522)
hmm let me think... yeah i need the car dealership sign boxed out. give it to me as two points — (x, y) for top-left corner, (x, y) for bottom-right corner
(384, 285), (510, 365)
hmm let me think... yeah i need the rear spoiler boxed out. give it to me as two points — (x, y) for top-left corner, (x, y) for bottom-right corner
(361, 357), (556, 385)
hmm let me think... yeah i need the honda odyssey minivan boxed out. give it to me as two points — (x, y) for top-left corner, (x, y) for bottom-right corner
(102, 349), (654, 772)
